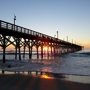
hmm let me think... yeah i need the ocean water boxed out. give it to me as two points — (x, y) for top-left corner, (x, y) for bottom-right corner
(0, 49), (90, 83)
(0, 49), (90, 75)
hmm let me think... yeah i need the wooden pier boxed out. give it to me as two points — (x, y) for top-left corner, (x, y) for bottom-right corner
(0, 20), (82, 63)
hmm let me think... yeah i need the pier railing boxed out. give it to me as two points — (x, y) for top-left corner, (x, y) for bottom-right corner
(0, 20), (56, 39)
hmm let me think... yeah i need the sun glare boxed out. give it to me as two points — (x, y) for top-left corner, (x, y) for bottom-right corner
(43, 46), (48, 51)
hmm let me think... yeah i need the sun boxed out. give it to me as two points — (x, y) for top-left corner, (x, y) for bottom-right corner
(43, 46), (48, 51)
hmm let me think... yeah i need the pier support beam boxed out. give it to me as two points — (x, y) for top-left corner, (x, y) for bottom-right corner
(36, 46), (39, 59)
(28, 46), (32, 59)
(29, 45), (31, 59)
(18, 44), (21, 60)
(53, 47), (56, 57)
(51, 46), (53, 55)
(3, 46), (6, 63)
(47, 46), (49, 58)
(41, 45), (43, 59)
(15, 38), (17, 59)
(28, 39), (33, 59)
(18, 38), (21, 60)
(2, 34), (6, 63)
(14, 37), (21, 60)
(23, 45), (25, 59)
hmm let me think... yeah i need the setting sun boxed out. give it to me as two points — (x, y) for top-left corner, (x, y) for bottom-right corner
(43, 46), (48, 51)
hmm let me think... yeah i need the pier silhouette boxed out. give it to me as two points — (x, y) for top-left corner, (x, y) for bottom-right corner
(0, 20), (82, 63)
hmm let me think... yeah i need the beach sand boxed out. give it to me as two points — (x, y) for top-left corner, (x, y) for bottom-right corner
(0, 74), (90, 90)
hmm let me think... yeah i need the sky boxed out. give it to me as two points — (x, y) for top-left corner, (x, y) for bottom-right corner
(0, 0), (90, 49)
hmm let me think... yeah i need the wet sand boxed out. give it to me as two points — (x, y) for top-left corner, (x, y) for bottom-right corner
(0, 74), (90, 90)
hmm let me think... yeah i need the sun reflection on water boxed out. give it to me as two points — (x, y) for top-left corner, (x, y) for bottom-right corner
(42, 67), (52, 72)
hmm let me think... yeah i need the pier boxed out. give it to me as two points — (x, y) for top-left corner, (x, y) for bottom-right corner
(0, 20), (82, 63)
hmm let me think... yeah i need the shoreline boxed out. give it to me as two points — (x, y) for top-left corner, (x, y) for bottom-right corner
(0, 74), (90, 90)
(0, 70), (90, 84)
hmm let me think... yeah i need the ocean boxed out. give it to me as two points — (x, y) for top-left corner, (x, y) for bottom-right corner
(0, 49), (90, 83)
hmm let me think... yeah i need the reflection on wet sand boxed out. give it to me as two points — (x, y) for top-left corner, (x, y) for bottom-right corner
(40, 74), (54, 79)
(1, 70), (90, 84)
(0, 70), (65, 79)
